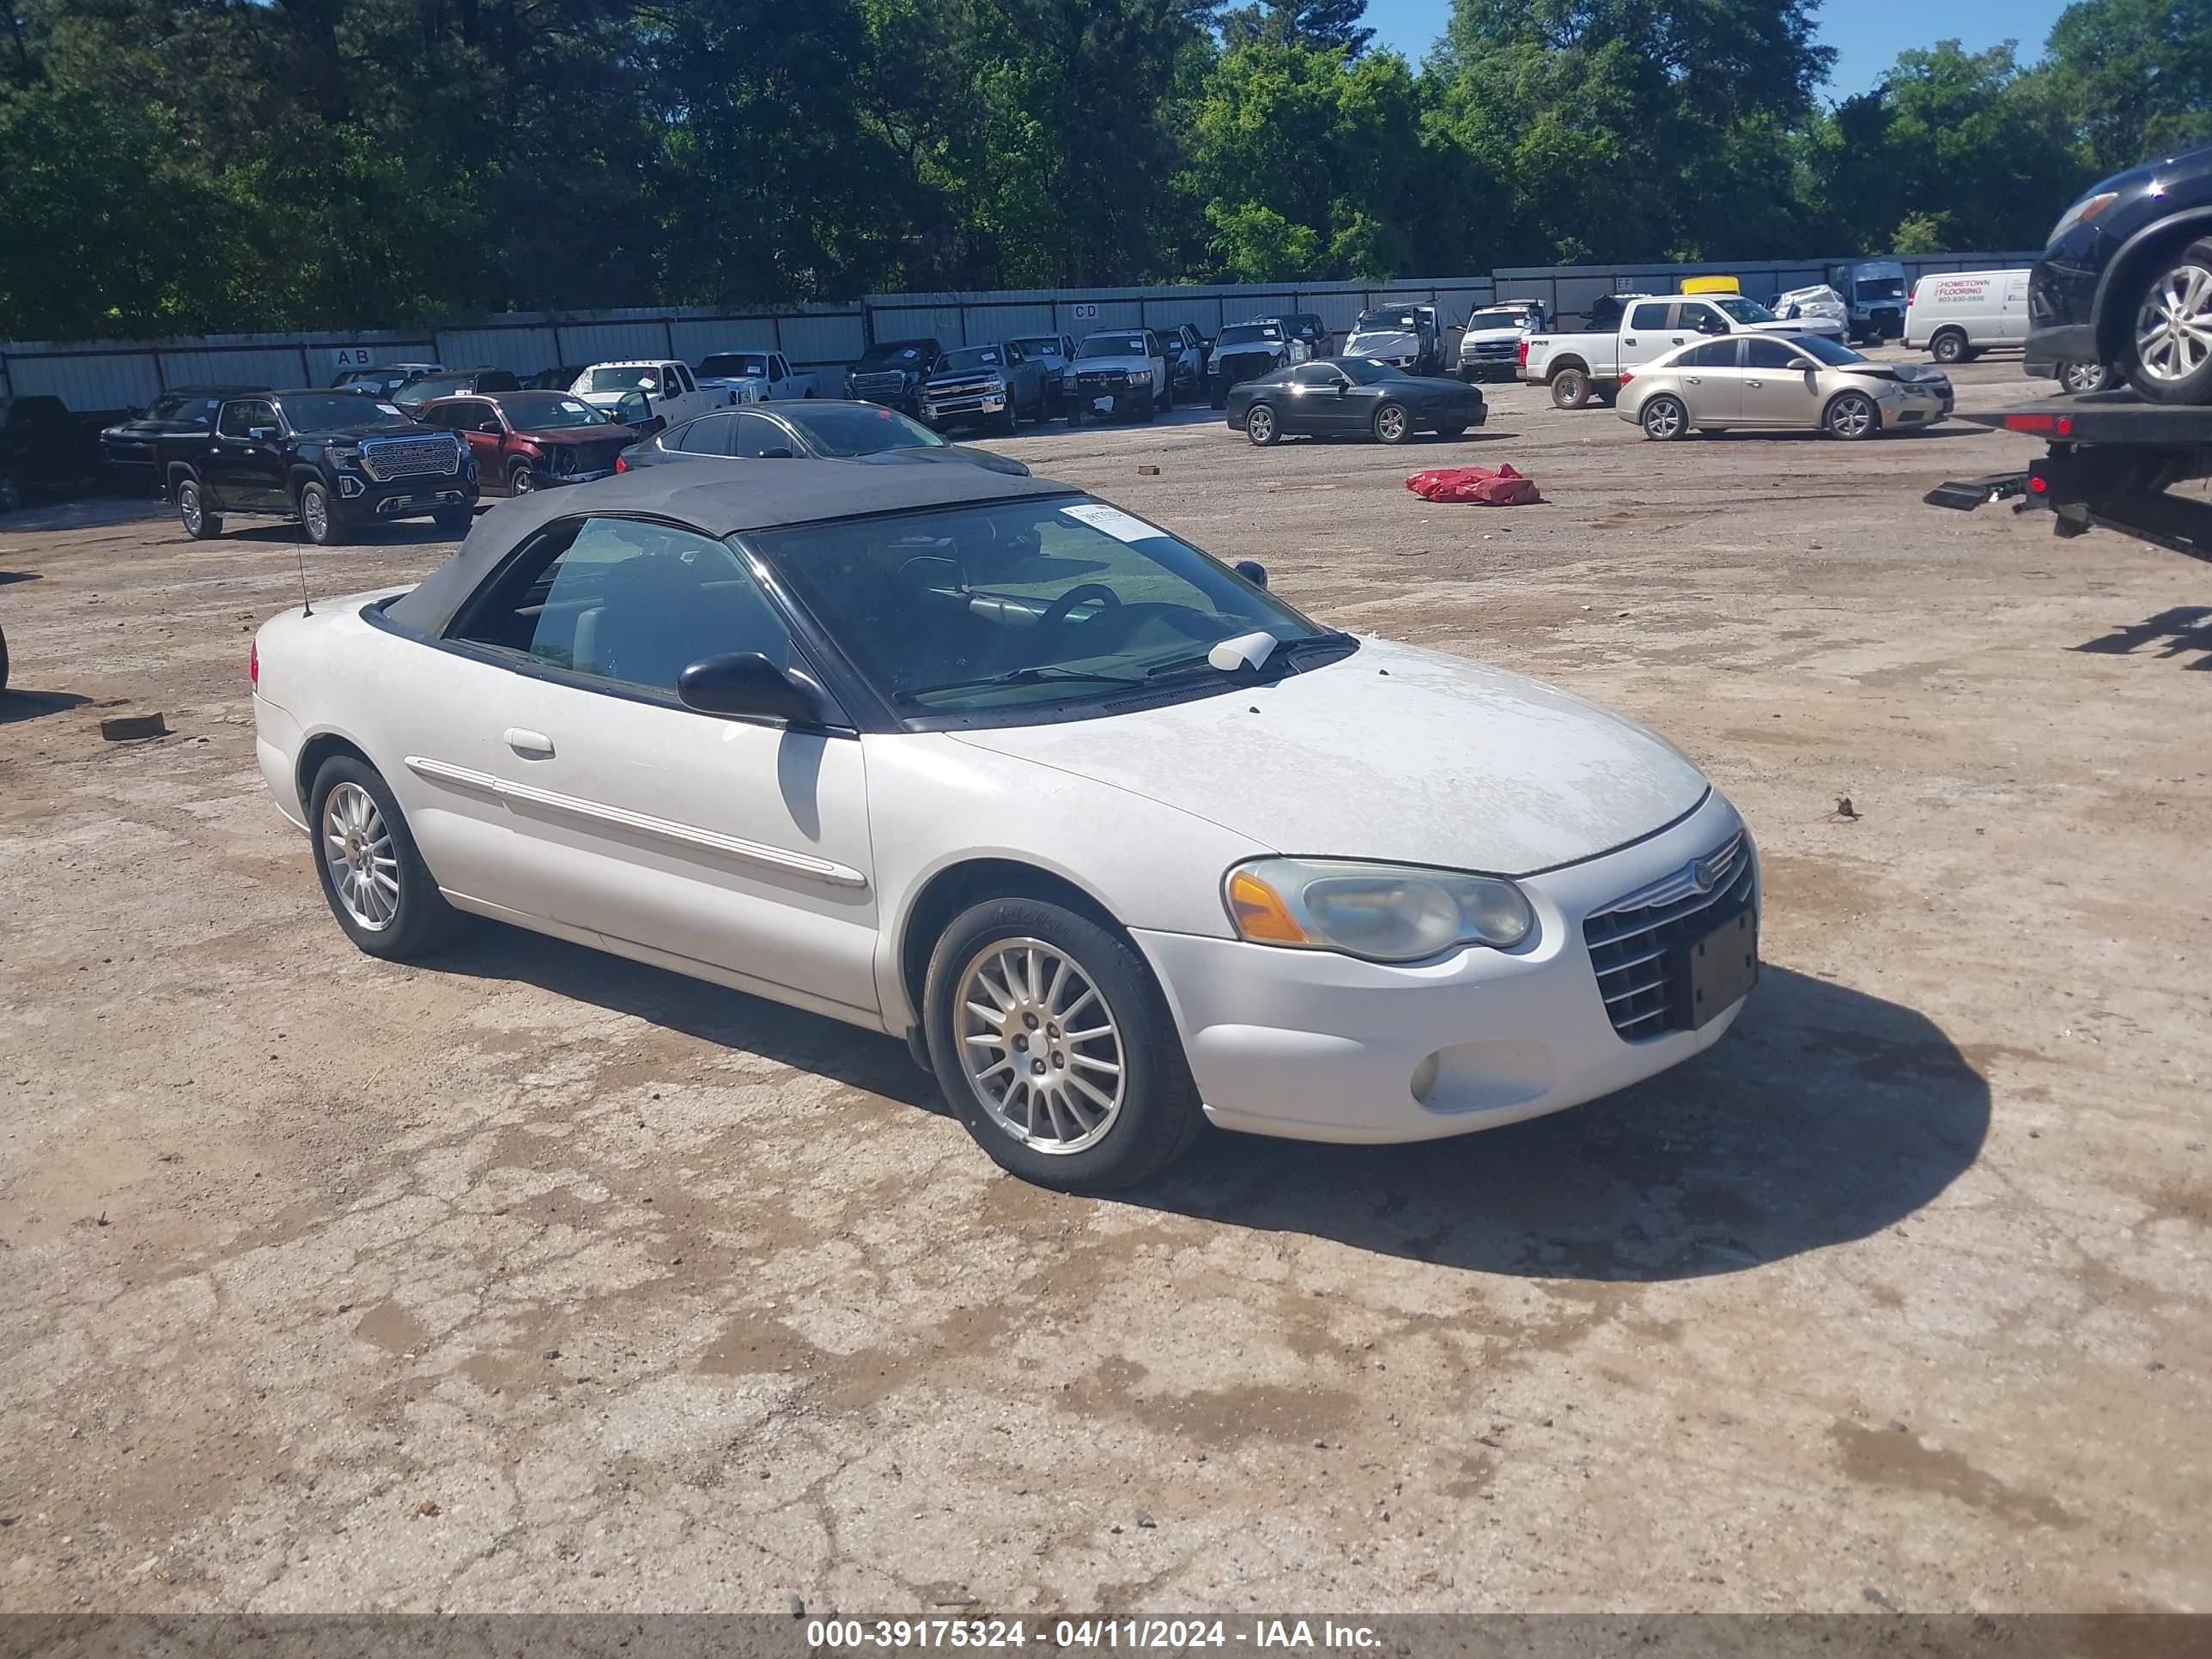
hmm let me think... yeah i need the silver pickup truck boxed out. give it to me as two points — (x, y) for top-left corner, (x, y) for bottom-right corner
(1522, 293), (1846, 409)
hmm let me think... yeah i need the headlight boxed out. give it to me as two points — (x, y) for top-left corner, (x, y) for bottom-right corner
(1224, 857), (1534, 962)
(327, 445), (363, 469)
(2048, 190), (2118, 246)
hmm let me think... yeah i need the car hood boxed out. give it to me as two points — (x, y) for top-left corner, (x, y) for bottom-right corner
(520, 425), (634, 446)
(1347, 329), (1423, 357)
(854, 446), (1029, 477)
(949, 637), (1708, 875)
(1073, 355), (1152, 374)
(1462, 326), (1528, 344)
(291, 422), (443, 441)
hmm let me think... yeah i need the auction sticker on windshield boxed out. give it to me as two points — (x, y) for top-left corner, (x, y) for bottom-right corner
(1060, 503), (1163, 544)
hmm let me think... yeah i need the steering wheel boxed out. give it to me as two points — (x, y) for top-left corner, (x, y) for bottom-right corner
(1037, 583), (1121, 634)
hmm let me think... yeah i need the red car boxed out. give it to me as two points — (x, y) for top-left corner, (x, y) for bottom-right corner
(416, 390), (636, 497)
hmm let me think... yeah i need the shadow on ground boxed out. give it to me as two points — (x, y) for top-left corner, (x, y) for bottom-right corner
(422, 921), (1982, 1279)
(0, 689), (92, 725)
(1134, 963), (1987, 1279)
(2075, 606), (2212, 669)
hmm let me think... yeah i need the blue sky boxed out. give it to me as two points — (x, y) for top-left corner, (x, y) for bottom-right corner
(1359, 0), (2075, 96)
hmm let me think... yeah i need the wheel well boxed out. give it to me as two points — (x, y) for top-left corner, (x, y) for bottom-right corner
(2098, 215), (2212, 362)
(295, 732), (372, 817)
(288, 465), (326, 501)
(1547, 357), (1589, 379)
(1824, 387), (1880, 425)
(1930, 325), (1966, 343)
(897, 859), (1129, 1027)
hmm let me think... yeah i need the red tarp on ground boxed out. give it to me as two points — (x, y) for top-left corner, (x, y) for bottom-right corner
(1404, 464), (1543, 505)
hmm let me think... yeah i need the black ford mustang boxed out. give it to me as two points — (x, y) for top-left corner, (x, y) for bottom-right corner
(1226, 358), (1486, 447)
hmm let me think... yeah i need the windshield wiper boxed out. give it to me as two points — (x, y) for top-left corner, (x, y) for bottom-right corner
(1142, 630), (1355, 682)
(895, 665), (1142, 703)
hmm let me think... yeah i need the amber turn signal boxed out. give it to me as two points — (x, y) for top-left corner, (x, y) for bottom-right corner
(1226, 870), (1307, 944)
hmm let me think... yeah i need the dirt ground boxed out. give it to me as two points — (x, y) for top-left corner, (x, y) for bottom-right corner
(2, 353), (2208, 1618)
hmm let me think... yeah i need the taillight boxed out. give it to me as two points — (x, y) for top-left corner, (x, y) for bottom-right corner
(2028, 473), (2049, 494)
(1618, 371), (1633, 386)
(1516, 338), (1530, 367)
(1909, 279), (1920, 304)
(249, 639), (258, 689)
(614, 454), (628, 472)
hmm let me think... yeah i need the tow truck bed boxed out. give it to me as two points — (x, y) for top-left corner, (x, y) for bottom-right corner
(1926, 392), (2212, 560)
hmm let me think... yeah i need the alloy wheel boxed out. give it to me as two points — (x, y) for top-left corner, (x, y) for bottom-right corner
(1643, 398), (1684, 440)
(2060, 362), (2108, 394)
(322, 781), (399, 932)
(302, 487), (330, 542)
(2134, 262), (2212, 383)
(1828, 395), (1874, 439)
(1247, 406), (1276, 444)
(177, 483), (200, 533)
(1376, 404), (1408, 442)
(955, 937), (1126, 1155)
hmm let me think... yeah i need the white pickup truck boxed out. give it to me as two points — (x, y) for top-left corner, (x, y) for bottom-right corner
(570, 360), (741, 429)
(1521, 294), (1846, 409)
(696, 349), (817, 403)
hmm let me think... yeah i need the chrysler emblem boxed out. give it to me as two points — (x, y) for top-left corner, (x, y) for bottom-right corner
(1690, 856), (1720, 893)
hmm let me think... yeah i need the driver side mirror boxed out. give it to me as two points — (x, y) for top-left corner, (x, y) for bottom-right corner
(758, 446), (794, 459)
(477, 418), (502, 434)
(678, 653), (832, 726)
(248, 426), (277, 441)
(1235, 559), (1268, 589)
(1698, 314), (1730, 336)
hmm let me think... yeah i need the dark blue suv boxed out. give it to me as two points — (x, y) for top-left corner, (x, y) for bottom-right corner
(2030, 140), (2212, 404)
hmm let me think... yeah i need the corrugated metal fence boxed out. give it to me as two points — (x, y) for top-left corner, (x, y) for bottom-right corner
(0, 252), (2042, 414)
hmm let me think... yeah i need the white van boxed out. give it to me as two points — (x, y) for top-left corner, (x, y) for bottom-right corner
(1903, 269), (2033, 365)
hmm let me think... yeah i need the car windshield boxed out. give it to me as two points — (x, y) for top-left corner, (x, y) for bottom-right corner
(1011, 337), (1065, 358)
(398, 374), (477, 404)
(937, 346), (1006, 373)
(859, 342), (933, 369)
(756, 497), (1346, 717)
(586, 366), (662, 392)
(1078, 334), (1146, 359)
(282, 393), (413, 431)
(700, 354), (769, 379)
(1341, 359), (1407, 384)
(1465, 310), (1530, 331)
(1354, 310), (1421, 331)
(145, 392), (215, 420)
(1713, 296), (1779, 324)
(499, 393), (607, 428)
(781, 404), (946, 455)
(1793, 335), (1865, 366)
(1213, 325), (1282, 347)
(1856, 277), (1907, 301)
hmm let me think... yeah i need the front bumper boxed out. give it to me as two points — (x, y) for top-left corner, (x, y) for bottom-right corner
(1133, 793), (1756, 1144)
(922, 390), (1008, 422)
(332, 470), (478, 518)
(1072, 375), (1152, 415)
(1878, 383), (1953, 425)
(2027, 324), (2098, 366)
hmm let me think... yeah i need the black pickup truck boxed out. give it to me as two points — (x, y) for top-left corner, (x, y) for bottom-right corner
(2, 395), (104, 514)
(161, 389), (479, 544)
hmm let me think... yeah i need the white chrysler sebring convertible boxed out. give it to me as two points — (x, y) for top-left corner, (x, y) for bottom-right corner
(252, 462), (1759, 1190)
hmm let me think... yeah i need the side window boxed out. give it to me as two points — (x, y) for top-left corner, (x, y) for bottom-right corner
(666, 363), (694, 394)
(1743, 337), (1801, 370)
(769, 355), (789, 380)
(461, 400), (502, 433)
(1289, 363), (1343, 386)
(418, 404), (459, 429)
(1678, 341), (1736, 368)
(730, 411), (793, 459)
(451, 517), (793, 696)
(221, 399), (277, 437)
(1626, 302), (1671, 331)
(669, 413), (736, 455)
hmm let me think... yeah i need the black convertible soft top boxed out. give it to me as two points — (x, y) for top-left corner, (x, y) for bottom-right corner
(383, 459), (1072, 636)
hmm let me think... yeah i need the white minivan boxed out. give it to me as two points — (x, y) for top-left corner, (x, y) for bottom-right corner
(1903, 269), (2033, 365)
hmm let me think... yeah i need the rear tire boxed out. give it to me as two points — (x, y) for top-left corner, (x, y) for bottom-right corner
(1929, 329), (1967, 365)
(1244, 403), (1280, 446)
(1639, 394), (1688, 441)
(1550, 367), (1592, 409)
(2122, 236), (2212, 404)
(1371, 401), (1412, 444)
(923, 896), (1204, 1193)
(307, 754), (458, 962)
(174, 475), (222, 539)
(0, 624), (9, 696)
(2058, 362), (2110, 395)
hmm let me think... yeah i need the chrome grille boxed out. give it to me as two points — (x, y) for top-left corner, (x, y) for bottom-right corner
(849, 372), (909, 401)
(1582, 830), (1756, 1041)
(360, 434), (462, 482)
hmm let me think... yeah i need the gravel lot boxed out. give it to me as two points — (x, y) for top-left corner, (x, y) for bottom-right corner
(2, 354), (2207, 1616)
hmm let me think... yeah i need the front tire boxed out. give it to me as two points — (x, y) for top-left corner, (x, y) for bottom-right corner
(1825, 390), (1879, 441)
(1244, 403), (1280, 446)
(508, 461), (536, 495)
(1371, 401), (1412, 444)
(1639, 394), (1688, 441)
(1929, 328), (1967, 365)
(175, 475), (222, 539)
(299, 479), (345, 545)
(2123, 237), (2212, 404)
(434, 507), (472, 535)
(1550, 367), (1592, 409)
(307, 755), (457, 961)
(923, 897), (1204, 1193)
(1435, 422), (1468, 440)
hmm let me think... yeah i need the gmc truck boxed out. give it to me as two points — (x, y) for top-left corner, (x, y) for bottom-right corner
(1521, 292), (1846, 409)
(160, 389), (478, 545)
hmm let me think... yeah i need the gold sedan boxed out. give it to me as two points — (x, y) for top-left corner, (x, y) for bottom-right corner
(1617, 333), (1954, 441)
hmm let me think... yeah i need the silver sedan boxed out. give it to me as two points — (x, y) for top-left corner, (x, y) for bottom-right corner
(1618, 333), (1953, 441)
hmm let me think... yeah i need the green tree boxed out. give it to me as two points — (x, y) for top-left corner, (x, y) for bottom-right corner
(1218, 0), (1374, 54)
(2044, 0), (2212, 175)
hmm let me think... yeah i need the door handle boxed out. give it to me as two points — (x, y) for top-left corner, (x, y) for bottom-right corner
(1746, 379), (1763, 388)
(504, 728), (555, 758)
(1624, 337), (1638, 346)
